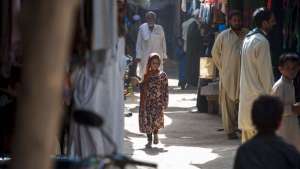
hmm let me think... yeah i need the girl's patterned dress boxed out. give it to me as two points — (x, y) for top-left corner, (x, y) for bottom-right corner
(139, 72), (168, 133)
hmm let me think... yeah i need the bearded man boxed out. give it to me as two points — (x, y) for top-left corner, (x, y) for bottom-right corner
(212, 11), (247, 139)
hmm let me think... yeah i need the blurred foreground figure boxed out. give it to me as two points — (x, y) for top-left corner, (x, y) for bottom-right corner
(234, 96), (300, 169)
(68, 0), (124, 158)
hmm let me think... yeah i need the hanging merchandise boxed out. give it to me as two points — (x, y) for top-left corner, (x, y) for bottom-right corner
(188, 0), (199, 14)
(227, 0), (242, 11)
(10, 0), (21, 66)
(243, 0), (266, 27)
(0, 0), (22, 80)
(221, 0), (228, 14)
(282, 0), (300, 52)
(267, 0), (284, 69)
(292, 1), (300, 102)
(92, 0), (117, 51)
(282, 0), (290, 50)
(199, 1), (215, 24)
(267, 0), (272, 9)
(0, 0), (12, 79)
(192, 0), (197, 11)
(182, 0), (187, 12)
(295, 1), (300, 53)
(206, 0), (218, 4)
(199, 3), (205, 22)
(213, 1), (226, 24)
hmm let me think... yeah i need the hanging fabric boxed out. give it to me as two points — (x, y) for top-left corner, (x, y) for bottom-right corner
(206, 0), (217, 3)
(295, 0), (300, 53)
(268, 0), (284, 70)
(199, 2), (214, 24)
(0, 0), (22, 78)
(92, 0), (117, 50)
(181, 0), (187, 12)
(221, 0), (228, 14)
(282, 0), (299, 52)
(267, 0), (272, 9)
(192, 0), (197, 11)
(0, 0), (12, 79)
(10, 0), (21, 66)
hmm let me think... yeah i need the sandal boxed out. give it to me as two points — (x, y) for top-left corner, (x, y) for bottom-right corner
(145, 134), (152, 148)
(145, 141), (152, 148)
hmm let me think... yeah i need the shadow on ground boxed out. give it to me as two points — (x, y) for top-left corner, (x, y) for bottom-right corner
(128, 106), (199, 114)
(137, 147), (169, 156)
(124, 111), (239, 169)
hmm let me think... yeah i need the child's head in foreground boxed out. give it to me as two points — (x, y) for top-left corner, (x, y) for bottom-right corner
(252, 95), (283, 133)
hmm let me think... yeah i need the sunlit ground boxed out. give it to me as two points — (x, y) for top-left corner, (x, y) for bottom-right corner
(123, 78), (235, 169)
(124, 113), (220, 169)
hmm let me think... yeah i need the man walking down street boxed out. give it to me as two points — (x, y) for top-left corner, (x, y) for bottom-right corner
(239, 7), (276, 142)
(212, 11), (247, 139)
(135, 11), (167, 79)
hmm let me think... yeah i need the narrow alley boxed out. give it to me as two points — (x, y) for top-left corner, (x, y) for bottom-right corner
(124, 61), (239, 169)
(1, 1), (300, 169)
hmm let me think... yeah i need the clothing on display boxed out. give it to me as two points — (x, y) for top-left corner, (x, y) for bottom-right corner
(282, 0), (300, 53)
(199, 2), (215, 24)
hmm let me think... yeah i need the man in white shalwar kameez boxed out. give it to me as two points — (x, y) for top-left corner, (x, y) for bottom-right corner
(212, 11), (247, 139)
(135, 11), (167, 78)
(239, 8), (276, 142)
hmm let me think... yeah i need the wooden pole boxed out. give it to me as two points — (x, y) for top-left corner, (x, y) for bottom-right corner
(11, 1), (79, 169)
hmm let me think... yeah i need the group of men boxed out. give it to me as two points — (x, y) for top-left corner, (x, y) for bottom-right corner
(212, 8), (276, 142)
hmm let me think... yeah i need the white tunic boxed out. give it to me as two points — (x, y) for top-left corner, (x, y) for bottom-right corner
(68, 0), (124, 158)
(272, 76), (300, 151)
(136, 23), (167, 78)
(69, 50), (124, 158)
(238, 31), (274, 130)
